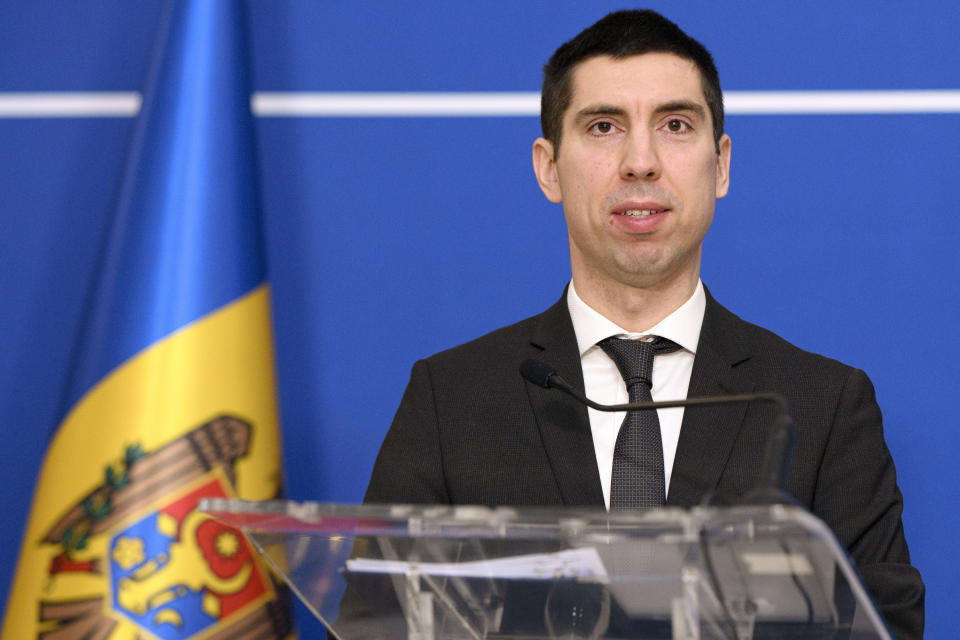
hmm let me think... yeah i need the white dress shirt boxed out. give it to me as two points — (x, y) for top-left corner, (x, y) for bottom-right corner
(566, 280), (706, 509)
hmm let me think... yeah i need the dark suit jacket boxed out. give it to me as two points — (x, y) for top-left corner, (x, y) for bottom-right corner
(365, 289), (924, 637)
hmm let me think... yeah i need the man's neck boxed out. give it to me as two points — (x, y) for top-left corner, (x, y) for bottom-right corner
(571, 270), (700, 333)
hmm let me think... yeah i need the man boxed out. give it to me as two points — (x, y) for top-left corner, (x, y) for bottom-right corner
(364, 9), (923, 637)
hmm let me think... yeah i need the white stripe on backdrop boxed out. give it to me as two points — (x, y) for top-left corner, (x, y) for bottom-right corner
(2, 90), (960, 118)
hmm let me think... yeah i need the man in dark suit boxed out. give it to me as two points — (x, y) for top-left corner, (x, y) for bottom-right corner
(364, 9), (923, 638)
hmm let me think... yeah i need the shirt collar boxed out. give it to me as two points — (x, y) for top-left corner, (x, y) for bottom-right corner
(567, 279), (706, 357)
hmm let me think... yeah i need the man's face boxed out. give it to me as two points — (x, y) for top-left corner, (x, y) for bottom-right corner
(533, 53), (731, 293)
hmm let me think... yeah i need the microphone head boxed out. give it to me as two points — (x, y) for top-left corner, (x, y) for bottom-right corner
(519, 359), (557, 389)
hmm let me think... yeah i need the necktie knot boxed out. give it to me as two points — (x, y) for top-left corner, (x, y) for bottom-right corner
(599, 336), (681, 390)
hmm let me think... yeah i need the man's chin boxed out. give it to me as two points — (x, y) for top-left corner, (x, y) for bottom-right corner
(609, 255), (701, 292)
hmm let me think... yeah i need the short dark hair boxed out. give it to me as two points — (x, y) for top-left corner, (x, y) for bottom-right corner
(541, 9), (724, 154)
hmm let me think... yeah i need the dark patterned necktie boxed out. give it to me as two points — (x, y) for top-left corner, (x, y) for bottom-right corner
(599, 336), (682, 510)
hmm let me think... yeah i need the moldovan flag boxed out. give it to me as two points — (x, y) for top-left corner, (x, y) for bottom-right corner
(2, 2), (295, 638)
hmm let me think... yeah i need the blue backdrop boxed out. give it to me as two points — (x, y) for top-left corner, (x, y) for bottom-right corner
(1, 1), (957, 636)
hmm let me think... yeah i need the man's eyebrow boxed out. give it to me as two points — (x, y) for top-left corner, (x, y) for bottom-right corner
(653, 100), (707, 120)
(573, 104), (628, 122)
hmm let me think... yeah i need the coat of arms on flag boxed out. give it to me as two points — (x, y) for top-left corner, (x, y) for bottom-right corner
(39, 416), (292, 639)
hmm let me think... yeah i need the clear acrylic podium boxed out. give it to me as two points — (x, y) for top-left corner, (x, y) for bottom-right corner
(200, 499), (891, 639)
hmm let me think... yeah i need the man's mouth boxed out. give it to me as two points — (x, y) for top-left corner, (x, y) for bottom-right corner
(619, 209), (662, 218)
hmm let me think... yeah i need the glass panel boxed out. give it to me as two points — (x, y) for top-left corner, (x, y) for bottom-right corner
(200, 500), (891, 640)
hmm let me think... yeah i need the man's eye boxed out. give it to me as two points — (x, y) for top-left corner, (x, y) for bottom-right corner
(591, 121), (614, 134)
(665, 119), (689, 133)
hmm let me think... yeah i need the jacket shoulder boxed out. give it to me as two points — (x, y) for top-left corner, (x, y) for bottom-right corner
(705, 294), (858, 379)
(419, 295), (568, 373)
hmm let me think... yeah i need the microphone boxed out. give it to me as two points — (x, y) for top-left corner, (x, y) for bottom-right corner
(519, 358), (795, 503)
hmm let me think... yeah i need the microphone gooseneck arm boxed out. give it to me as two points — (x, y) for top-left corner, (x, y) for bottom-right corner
(520, 357), (789, 415)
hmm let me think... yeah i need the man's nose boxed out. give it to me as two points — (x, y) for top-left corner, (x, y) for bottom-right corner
(619, 129), (661, 181)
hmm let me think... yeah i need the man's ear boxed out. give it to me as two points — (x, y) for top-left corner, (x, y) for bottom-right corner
(532, 137), (562, 203)
(715, 133), (731, 199)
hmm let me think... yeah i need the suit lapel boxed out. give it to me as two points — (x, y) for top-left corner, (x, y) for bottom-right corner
(523, 292), (605, 507)
(667, 291), (756, 507)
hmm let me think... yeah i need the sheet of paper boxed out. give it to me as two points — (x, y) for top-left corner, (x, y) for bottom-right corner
(346, 547), (608, 580)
